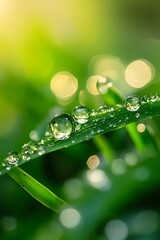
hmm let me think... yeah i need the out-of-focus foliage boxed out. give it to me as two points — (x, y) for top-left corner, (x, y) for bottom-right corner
(1, 0), (160, 239)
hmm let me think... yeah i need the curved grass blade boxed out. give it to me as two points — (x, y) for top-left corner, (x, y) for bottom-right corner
(8, 167), (66, 212)
(1, 95), (160, 175)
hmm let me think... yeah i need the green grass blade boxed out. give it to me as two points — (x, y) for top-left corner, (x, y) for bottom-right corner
(1, 95), (160, 175)
(8, 167), (66, 212)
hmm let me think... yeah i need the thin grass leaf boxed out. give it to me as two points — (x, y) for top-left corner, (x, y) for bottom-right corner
(1, 94), (160, 175)
(8, 167), (66, 212)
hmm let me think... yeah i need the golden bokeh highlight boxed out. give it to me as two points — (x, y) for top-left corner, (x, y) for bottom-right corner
(125, 59), (154, 88)
(90, 55), (125, 82)
(86, 75), (100, 95)
(87, 155), (100, 169)
(137, 123), (146, 133)
(50, 71), (78, 103)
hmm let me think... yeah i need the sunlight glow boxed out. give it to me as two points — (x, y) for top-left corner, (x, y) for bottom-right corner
(90, 55), (125, 82)
(86, 75), (100, 95)
(125, 60), (154, 88)
(50, 71), (78, 103)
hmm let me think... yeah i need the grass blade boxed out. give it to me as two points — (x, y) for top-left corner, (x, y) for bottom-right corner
(8, 167), (66, 212)
(1, 95), (160, 175)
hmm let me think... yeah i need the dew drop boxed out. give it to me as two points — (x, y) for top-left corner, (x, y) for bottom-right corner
(96, 76), (113, 95)
(109, 112), (115, 117)
(135, 113), (140, 118)
(125, 96), (141, 112)
(150, 93), (159, 102)
(6, 151), (19, 165)
(72, 106), (90, 124)
(75, 124), (81, 131)
(38, 145), (46, 156)
(141, 95), (149, 103)
(98, 105), (108, 113)
(22, 153), (31, 161)
(22, 145), (34, 155)
(46, 114), (74, 140)
(90, 109), (97, 116)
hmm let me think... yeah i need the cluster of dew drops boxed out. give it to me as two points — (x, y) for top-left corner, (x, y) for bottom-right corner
(1, 92), (160, 173)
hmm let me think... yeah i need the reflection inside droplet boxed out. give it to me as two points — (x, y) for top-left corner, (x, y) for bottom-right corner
(60, 208), (81, 228)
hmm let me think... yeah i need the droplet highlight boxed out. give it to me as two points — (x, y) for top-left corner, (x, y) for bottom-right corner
(72, 106), (90, 124)
(125, 96), (141, 112)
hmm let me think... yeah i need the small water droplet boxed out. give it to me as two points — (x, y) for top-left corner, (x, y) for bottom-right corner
(135, 113), (140, 118)
(38, 145), (46, 156)
(96, 76), (113, 95)
(22, 145), (34, 155)
(150, 93), (159, 102)
(46, 114), (74, 140)
(98, 105), (108, 113)
(141, 95), (149, 103)
(109, 112), (115, 117)
(75, 124), (81, 131)
(72, 106), (90, 124)
(6, 151), (19, 165)
(125, 96), (141, 112)
(90, 109), (97, 116)
(22, 153), (31, 161)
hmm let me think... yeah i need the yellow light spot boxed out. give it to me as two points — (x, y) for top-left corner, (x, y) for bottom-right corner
(125, 60), (154, 88)
(89, 55), (125, 82)
(137, 123), (146, 133)
(87, 155), (100, 169)
(50, 71), (78, 102)
(86, 75), (100, 95)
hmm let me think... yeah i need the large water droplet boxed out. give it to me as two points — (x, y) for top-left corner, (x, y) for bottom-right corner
(72, 106), (90, 124)
(96, 76), (113, 95)
(6, 151), (19, 165)
(46, 114), (74, 140)
(125, 96), (141, 112)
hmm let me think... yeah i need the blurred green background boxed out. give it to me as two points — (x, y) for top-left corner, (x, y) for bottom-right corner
(1, 0), (160, 239)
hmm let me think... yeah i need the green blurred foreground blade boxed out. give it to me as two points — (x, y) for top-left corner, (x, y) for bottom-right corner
(8, 167), (66, 212)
